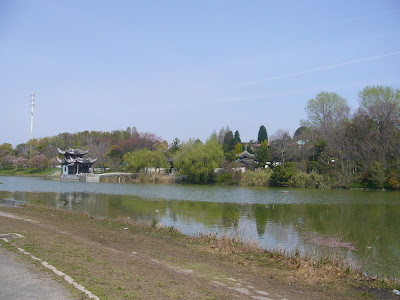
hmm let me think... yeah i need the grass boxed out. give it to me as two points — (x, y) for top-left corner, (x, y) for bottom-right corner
(193, 227), (400, 294)
(0, 168), (60, 177)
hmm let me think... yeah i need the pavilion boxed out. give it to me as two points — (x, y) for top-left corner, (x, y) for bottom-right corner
(57, 148), (97, 175)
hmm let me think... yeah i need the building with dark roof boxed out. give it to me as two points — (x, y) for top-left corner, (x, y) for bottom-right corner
(236, 150), (255, 166)
(57, 148), (97, 175)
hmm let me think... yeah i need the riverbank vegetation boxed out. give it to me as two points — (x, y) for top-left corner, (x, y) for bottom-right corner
(1, 85), (399, 190)
(1, 204), (398, 299)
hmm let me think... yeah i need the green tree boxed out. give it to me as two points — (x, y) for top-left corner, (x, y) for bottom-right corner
(234, 130), (241, 144)
(246, 145), (254, 154)
(0, 143), (13, 156)
(123, 148), (169, 172)
(270, 164), (293, 187)
(257, 125), (268, 143)
(223, 130), (235, 152)
(174, 139), (223, 184)
(255, 140), (270, 167)
(224, 150), (237, 162)
(169, 138), (181, 154)
(235, 143), (243, 154)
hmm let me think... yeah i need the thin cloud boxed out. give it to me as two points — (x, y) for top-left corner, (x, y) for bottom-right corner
(344, 9), (400, 23)
(243, 51), (400, 87)
(215, 79), (400, 105)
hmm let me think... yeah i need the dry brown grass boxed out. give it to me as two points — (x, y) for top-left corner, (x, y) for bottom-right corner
(100, 173), (175, 184)
(137, 172), (175, 184)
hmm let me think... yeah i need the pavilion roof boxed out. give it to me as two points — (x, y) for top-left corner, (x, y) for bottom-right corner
(237, 150), (255, 159)
(57, 156), (97, 165)
(58, 148), (89, 156)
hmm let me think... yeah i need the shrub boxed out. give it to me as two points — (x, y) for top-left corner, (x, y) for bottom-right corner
(362, 162), (386, 188)
(387, 170), (400, 189)
(270, 165), (293, 187)
(216, 173), (234, 185)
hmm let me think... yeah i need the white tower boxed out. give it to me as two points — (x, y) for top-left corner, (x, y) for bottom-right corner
(30, 91), (35, 140)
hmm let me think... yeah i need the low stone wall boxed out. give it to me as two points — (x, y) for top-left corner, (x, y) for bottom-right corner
(60, 175), (79, 182)
(84, 174), (101, 183)
(99, 173), (139, 183)
(60, 174), (100, 182)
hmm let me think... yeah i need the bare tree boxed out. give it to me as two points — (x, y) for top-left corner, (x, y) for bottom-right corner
(302, 92), (350, 136)
(358, 85), (400, 169)
(270, 130), (292, 164)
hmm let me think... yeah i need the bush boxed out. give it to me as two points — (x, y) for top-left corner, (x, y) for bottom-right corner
(270, 165), (293, 187)
(362, 162), (386, 188)
(239, 169), (272, 186)
(387, 170), (400, 189)
(216, 173), (234, 185)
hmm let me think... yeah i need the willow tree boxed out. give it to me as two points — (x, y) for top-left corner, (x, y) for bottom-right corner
(123, 148), (169, 172)
(174, 139), (223, 184)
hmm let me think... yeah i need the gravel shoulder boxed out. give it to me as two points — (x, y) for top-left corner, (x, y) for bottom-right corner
(0, 246), (76, 299)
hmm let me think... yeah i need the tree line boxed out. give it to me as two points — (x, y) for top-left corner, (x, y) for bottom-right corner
(0, 85), (399, 189)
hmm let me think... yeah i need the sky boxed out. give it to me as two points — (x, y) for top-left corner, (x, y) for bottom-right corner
(1, 0), (399, 147)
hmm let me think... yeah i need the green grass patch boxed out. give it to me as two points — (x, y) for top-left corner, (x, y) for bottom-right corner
(0, 168), (59, 177)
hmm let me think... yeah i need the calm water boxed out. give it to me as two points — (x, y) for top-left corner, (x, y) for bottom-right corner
(0, 176), (399, 278)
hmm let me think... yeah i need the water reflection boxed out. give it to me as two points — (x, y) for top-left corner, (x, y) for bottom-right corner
(0, 187), (399, 279)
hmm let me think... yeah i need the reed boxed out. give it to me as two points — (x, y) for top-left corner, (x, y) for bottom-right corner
(289, 171), (329, 188)
(239, 169), (272, 186)
(138, 172), (175, 184)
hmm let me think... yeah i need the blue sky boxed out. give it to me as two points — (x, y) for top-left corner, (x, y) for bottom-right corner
(1, 0), (399, 147)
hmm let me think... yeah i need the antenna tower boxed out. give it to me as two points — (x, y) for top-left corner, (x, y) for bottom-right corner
(30, 91), (35, 140)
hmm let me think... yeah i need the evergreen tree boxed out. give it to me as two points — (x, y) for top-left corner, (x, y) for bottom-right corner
(234, 130), (241, 144)
(223, 131), (236, 152)
(169, 138), (181, 154)
(257, 125), (268, 143)
(255, 140), (270, 167)
(246, 145), (254, 154)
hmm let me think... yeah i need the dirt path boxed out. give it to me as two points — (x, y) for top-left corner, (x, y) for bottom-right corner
(0, 206), (395, 299)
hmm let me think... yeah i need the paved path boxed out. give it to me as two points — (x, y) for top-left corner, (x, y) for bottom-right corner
(0, 246), (75, 300)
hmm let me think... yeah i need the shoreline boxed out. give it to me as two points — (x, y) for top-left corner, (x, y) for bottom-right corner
(2, 171), (399, 192)
(0, 204), (399, 299)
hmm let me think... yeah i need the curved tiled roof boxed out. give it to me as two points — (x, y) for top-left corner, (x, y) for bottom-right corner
(58, 148), (89, 156)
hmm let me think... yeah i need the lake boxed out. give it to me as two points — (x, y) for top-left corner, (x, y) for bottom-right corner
(0, 176), (399, 279)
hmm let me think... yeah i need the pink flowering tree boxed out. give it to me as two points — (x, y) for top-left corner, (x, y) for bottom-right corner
(28, 154), (47, 169)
